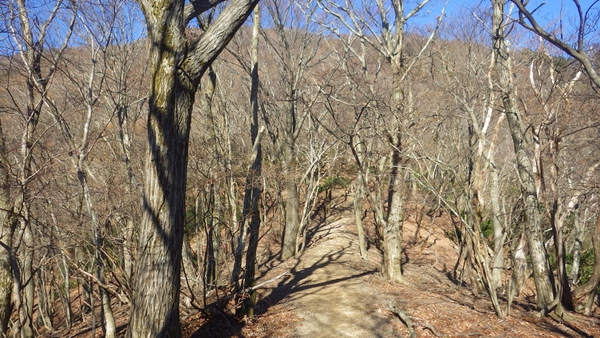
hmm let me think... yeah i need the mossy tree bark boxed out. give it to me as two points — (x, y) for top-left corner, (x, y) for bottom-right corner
(128, 0), (259, 337)
(572, 215), (600, 314)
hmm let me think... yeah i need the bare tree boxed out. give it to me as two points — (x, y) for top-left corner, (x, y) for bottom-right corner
(510, 0), (600, 89)
(0, 119), (16, 334)
(128, 0), (259, 336)
(3, 1), (76, 335)
(256, 0), (325, 260)
(314, 0), (446, 282)
(427, 18), (509, 316)
(510, 0), (600, 315)
(491, 0), (557, 314)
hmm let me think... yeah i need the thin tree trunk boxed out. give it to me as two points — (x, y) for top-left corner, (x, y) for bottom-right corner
(507, 230), (528, 316)
(0, 120), (15, 333)
(234, 9), (263, 318)
(491, 0), (555, 312)
(281, 99), (300, 260)
(383, 133), (405, 283)
(36, 270), (53, 331)
(569, 211), (584, 284)
(490, 167), (505, 289)
(353, 135), (368, 259)
(572, 215), (600, 314)
(18, 223), (34, 338)
(354, 172), (367, 259)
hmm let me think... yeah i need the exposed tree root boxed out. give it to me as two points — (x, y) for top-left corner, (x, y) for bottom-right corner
(386, 302), (416, 338)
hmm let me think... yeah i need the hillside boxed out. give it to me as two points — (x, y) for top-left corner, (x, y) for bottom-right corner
(181, 192), (600, 338)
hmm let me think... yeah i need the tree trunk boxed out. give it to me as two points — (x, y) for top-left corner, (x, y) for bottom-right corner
(490, 167), (505, 290)
(491, 0), (555, 312)
(236, 8), (263, 317)
(507, 231), (528, 316)
(569, 211), (584, 284)
(18, 223), (34, 338)
(572, 215), (600, 314)
(382, 133), (405, 283)
(128, 2), (194, 333)
(36, 270), (53, 331)
(281, 173), (300, 260)
(353, 135), (368, 259)
(354, 172), (368, 259)
(0, 120), (15, 333)
(128, 0), (259, 334)
(280, 72), (300, 260)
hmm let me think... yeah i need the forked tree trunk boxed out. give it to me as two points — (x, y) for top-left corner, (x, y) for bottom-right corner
(128, 1), (258, 336)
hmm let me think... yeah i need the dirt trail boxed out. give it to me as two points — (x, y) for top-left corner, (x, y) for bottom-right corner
(250, 194), (600, 338)
(277, 216), (401, 337)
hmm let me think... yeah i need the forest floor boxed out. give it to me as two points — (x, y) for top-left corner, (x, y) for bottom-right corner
(185, 190), (600, 338)
(53, 190), (600, 337)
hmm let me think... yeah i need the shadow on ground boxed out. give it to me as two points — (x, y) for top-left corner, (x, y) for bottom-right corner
(190, 213), (376, 338)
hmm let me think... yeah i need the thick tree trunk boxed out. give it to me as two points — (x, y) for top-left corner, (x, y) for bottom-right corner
(128, 3), (193, 335)
(129, 86), (193, 337)
(127, 0), (266, 335)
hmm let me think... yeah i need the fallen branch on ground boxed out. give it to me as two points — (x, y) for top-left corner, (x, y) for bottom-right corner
(241, 271), (290, 294)
(386, 302), (416, 338)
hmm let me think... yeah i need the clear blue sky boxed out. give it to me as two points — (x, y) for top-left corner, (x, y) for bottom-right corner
(1, 0), (595, 57)
(422, 0), (593, 28)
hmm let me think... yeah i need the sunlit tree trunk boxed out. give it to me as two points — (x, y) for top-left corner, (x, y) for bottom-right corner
(128, 0), (259, 336)
(352, 135), (367, 259)
(572, 215), (600, 315)
(491, 0), (555, 312)
(0, 120), (15, 333)
(241, 9), (263, 317)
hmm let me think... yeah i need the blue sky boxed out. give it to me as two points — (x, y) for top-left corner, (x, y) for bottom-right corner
(422, 0), (594, 27)
(0, 0), (595, 57)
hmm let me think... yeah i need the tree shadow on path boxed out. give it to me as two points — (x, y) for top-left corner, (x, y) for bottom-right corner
(191, 219), (377, 338)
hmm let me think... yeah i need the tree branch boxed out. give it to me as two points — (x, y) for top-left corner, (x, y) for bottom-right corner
(184, 0), (228, 25)
(510, 0), (600, 88)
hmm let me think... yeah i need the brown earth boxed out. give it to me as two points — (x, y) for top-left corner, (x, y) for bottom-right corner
(47, 191), (600, 337)
(186, 193), (600, 338)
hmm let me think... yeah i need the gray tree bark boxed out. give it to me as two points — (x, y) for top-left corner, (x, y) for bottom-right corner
(0, 120), (15, 334)
(572, 215), (600, 314)
(491, 0), (556, 312)
(128, 0), (259, 336)
(241, 9), (263, 315)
